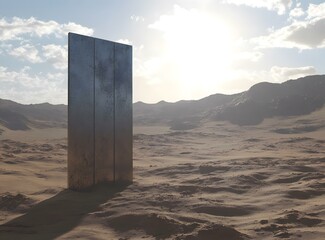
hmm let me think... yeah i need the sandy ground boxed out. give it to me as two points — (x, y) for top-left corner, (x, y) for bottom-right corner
(0, 109), (324, 239)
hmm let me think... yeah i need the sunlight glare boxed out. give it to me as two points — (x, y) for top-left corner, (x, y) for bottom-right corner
(151, 6), (236, 99)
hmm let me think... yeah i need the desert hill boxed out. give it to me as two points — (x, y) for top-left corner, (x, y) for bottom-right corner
(0, 99), (67, 130)
(135, 75), (325, 127)
(1, 75), (325, 131)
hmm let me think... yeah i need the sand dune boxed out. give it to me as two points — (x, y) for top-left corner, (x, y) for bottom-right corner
(0, 107), (325, 239)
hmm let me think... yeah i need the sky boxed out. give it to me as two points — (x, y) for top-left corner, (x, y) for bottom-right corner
(0, 0), (325, 104)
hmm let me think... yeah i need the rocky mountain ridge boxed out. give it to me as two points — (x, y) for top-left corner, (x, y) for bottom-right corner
(135, 75), (325, 127)
(1, 75), (325, 131)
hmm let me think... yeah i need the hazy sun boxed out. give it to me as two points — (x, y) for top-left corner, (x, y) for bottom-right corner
(150, 5), (236, 99)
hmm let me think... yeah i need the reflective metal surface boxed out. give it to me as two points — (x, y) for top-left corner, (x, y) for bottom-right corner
(114, 43), (133, 182)
(94, 39), (115, 183)
(68, 33), (95, 190)
(68, 33), (132, 190)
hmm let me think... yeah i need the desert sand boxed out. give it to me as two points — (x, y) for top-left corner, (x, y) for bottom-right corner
(0, 106), (324, 239)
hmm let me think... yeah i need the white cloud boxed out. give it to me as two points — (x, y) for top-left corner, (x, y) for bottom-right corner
(286, 18), (325, 48)
(270, 65), (316, 82)
(116, 39), (132, 45)
(223, 0), (293, 15)
(307, 2), (325, 19)
(60, 22), (94, 36)
(0, 17), (93, 41)
(252, 2), (325, 50)
(130, 15), (144, 22)
(42, 44), (68, 70)
(289, 7), (305, 18)
(0, 17), (93, 104)
(0, 66), (67, 104)
(9, 44), (43, 63)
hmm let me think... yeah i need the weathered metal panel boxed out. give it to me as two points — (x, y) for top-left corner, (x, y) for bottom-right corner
(68, 33), (132, 189)
(114, 43), (133, 182)
(68, 33), (95, 190)
(94, 39), (115, 183)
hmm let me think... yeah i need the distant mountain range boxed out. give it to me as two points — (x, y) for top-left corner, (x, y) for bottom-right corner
(1, 75), (325, 131)
(134, 75), (325, 128)
(0, 99), (66, 130)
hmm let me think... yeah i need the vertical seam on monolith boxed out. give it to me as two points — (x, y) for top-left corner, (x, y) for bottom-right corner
(113, 43), (116, 182)
(67, 33), (70, 188)
(93, 39), (96, 186)
(129, 46), (133, 182)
